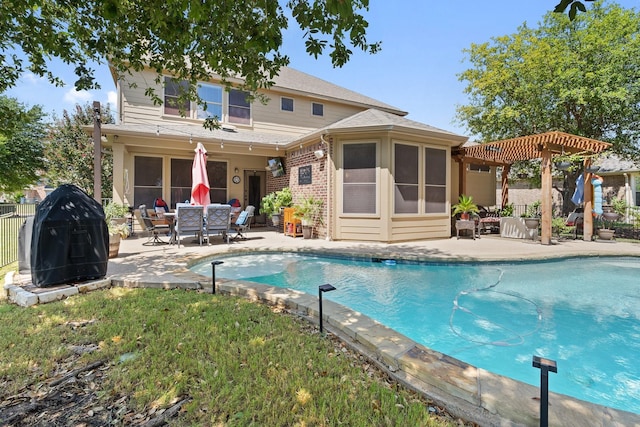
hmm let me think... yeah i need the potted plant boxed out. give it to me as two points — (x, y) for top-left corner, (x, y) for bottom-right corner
(261, 187), (292, 228)
(597, 212), (618, 241)
(500, 203), (514, 217)
(104, 202), (130, 258)
(521, 201), (541, 229)
(451, 195), (479, 220)
(293, 195), (324, 239)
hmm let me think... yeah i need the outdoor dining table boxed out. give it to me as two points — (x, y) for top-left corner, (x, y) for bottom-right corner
(161, 212), (177, 244)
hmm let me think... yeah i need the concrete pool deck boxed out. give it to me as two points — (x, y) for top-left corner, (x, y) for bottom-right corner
(4, 229), (640, 426)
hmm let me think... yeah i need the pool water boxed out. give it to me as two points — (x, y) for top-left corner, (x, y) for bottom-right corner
(191, 254), (640, 413)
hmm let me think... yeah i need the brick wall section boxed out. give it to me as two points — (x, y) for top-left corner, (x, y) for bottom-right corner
(265, 141), (328, 238)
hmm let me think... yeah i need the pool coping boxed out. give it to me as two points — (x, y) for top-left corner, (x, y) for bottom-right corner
(4, 243), (640, 426)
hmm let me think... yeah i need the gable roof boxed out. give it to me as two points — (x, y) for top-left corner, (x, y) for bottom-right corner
(271, 67), (407, 116)
(298, 109), (467, 144)
(595, 154), (640, 174)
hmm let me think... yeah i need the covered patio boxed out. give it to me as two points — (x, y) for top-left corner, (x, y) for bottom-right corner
(453, 131), (611, 245)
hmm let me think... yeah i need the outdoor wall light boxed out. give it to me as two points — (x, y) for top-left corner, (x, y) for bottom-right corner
(532, 355), (557, 427)
(234, 167), (239, 174)
(318, 284), (337, 334)
(211, 260), (224, 294)
(314, 149), (325, 159)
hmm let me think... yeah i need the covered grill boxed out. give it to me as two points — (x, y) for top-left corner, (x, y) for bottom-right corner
(31, 184), (108, 287)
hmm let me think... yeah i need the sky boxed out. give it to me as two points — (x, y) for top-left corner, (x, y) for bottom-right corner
(4, 0), (640, 136)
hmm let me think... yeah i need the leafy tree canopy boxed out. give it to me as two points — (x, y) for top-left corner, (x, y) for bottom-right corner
(456, 1), (640, 160)
(0, 96), (47, 193)
(45, 103), (115, 198)
(0, 0), (379, 127)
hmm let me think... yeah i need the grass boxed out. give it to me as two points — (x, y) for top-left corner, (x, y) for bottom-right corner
(0, 288), (456, 426)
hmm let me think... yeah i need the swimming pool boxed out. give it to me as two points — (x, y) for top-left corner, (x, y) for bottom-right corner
(191, 253), (640, 414)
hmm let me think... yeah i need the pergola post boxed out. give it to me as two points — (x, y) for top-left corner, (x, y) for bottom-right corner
(501, 164), (510, 208)
(583, 158), (594, 241)
(540, 149), (553, 245)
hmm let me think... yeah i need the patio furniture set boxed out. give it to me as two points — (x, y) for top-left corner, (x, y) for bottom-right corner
(137, 204), (254, 246)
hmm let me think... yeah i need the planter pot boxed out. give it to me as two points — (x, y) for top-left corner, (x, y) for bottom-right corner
(524, 218), (540, 229)
(108, 233), (121, 258)
(601, 212), (619, 222)
(302, 225), (313, 239)
(460, 213), (470, 220)
(597, 229), (615, 240)
(271, 213), (281, 228)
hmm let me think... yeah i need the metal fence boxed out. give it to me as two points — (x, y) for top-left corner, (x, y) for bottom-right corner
(0, 203), (37, 268)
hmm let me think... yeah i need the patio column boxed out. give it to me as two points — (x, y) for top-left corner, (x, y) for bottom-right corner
(501, 164), (510, 208)
(540, 149), (552, 245)
(583, 158), (594, 241)
(458, 160), (467, 196)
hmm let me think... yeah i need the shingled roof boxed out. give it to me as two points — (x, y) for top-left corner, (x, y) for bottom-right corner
(271, 67), (407, 116)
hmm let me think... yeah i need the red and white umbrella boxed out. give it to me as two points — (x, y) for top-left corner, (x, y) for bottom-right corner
(190, 142), (210, 206)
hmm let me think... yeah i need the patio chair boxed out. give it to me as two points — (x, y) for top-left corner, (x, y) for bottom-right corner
(138, 204), (170, 245)
(566, 208), (584, 239)
(175, 205), (204, 247)
(204, 204), (232, 244)
(230, 205), (255, 241)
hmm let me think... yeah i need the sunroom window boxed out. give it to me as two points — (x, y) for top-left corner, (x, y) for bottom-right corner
(394, 144), (419, 214)
(424, 147), (447, 213)
(343, 143), (377, 214)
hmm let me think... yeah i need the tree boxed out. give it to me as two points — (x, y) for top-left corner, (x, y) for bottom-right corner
(0, 96), (47, 193)
(45, 103), (115, 198)
(457, 1), (640, 157)
(456, 1), (640, 213)
(0, 0), (379, 127)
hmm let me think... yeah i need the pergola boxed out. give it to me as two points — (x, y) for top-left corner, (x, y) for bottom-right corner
(453, 131), (611, 245)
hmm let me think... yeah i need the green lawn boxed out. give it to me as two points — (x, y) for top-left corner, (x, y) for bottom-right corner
(0, 288), (459, 426)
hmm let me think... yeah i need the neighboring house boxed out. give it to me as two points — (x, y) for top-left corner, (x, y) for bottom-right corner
(100, 66), (467, 242)
(593, 154), (639, 208)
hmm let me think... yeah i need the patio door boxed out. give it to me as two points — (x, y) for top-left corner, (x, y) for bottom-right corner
(244, 170), (266, 224)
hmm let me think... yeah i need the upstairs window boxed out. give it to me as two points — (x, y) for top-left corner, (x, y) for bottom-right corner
(312, 102), (324, 116)
(164, 77), (190, 116)
(197, 84), (222, 120)
(229, 89), (251, 124)
(281, 97), (294, 112)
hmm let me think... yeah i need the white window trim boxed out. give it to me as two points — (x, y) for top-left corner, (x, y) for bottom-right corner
(280, 96), (294, 112)
(339, 140), (380, 217)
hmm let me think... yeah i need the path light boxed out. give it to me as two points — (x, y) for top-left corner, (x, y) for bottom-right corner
(532, 355), (557, 427)
(211, 260), (224, 294)
(318, 284), (336, 334)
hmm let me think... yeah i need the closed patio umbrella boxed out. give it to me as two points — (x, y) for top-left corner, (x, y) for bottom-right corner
(191, 142), (211, 206)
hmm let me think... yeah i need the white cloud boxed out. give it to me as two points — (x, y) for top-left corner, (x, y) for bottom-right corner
(63, 88), (93, 104)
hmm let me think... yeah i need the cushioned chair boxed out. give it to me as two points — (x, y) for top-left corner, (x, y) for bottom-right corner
(175, 205), (204, 247)
(204, 204), (232, 244)
(231, 205), (255, 241)
(138, 204), (170, 245)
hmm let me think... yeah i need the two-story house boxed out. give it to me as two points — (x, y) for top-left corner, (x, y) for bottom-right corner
(99, 66), (468, 242)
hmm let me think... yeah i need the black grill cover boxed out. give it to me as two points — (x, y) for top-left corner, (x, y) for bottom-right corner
(31, 184), (108, 287)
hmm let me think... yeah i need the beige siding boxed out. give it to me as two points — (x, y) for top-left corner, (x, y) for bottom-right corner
(120, 70), (163, 124)
(390, 217), (451, 241)
(465, 168), (496, 207)
(119, 69), (367, 133)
